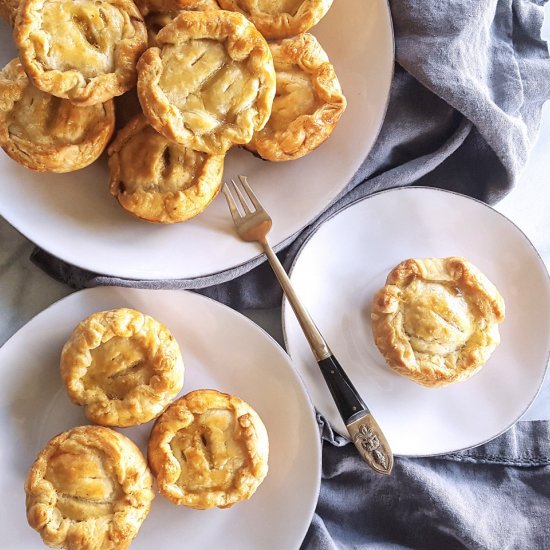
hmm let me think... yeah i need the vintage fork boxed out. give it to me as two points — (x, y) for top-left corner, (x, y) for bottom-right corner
(222, 176), (393, 475)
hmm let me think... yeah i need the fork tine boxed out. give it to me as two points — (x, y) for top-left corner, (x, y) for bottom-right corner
(222, 182), (242, 222)
(230, 178), (252, 214)
(238, 175), (262, 210)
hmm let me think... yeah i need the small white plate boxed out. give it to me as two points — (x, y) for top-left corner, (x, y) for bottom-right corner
(283, 187), (550, 456)
(0, 0), (394, 280)
(0, 287), (320, 549)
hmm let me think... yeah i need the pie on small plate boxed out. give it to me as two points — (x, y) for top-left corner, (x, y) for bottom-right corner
(0, 287), (320, 549)
(283, 187), (550, 456)
(25, 425), (154, 549)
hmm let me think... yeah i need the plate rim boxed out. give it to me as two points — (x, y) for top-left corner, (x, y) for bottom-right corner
(0, 0), (395, 281)
(281, 185), (550, 457)
(0, 286), (322, 548)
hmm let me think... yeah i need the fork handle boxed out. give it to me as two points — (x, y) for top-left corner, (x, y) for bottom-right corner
(317, 354), (368, 421)
(262, 238), (393, 475)
(262, 240), (366, 418)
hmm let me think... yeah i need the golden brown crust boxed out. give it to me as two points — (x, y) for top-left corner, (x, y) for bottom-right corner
(0, 0), (21, 25)
(245, 33), (345, 161)
(14, 0), (148, 106)
(0, 58), (115, 172)
(148, 389), (269, 509)
(371, 257), (505, 388)
(60, 308), (184, 427)
(25, 426), (154, 550)
(108, 114), (224, 223)
(137, 0), (219, 18)
(217, 0), (333, 39)
(137, 10), (276, 154)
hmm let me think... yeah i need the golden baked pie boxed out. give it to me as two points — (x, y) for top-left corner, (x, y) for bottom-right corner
(61, 308), (184, 426)
(217, 0), (333, 39)
(137, 0), (219, 18)
(371, 257), (505, 388)
(0, 0), (20, 26)
(0, 58), (115, 172)
(14, 0), (148, 106)
(108, 114), (224, 223)
(245, 33), (346, 161)
(137, 10), (276, 154)
(148, 389), (269, 509)
(25, 425), (154, 550)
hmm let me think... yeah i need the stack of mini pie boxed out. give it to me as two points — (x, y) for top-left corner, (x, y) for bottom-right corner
(0, 0), (345, 223)
(25, 307), (269, 549)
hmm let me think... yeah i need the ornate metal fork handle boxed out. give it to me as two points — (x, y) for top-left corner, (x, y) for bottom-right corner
(222, 176), (393, 475)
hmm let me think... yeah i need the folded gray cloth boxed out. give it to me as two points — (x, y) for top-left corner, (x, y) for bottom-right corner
(304, 419), (550, 550)
(32, 0), (550, 311)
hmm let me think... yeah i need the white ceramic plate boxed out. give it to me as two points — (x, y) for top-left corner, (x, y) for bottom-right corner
(0, 0), (394, 280)
(0, 287), (321, 549)
(283, 187), (550, 456)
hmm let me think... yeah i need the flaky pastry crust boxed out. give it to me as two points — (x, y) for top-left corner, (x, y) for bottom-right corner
(245, 33), (345, 161)
(137, 0), (219, 18)
(108, 114), (224, 223)
(61, 308), (184, 427)
(217, 0), (333, 39)
(148, 389), (269, 509)
(371, 257), (505, 388)
(0, 58), (114, 172)
(137, 10), (276, 154)
(14, 0), (147, 106)
(25, 426), (154, 550)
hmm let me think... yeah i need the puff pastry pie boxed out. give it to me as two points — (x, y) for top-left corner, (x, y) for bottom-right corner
(137, 10), (276, 154)
(148, 389), (269, 509)
(217, 0), (333, 39)
(108, 115), (224, 223)
(245, 33), (345, 161)
(25, 426), (154, 550)
(0, 58), (115, 172)
(61, 308), (184, 426)
(371, 257), (505, 388)
(15, 0), (148, 106)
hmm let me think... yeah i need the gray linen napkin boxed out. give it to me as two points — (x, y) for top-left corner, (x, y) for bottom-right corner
(32, 0), (550, 310)
(303, 419), (550, 549)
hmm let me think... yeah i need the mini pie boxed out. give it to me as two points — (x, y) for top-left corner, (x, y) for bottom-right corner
(0, 0), (21, 26)
(61, 308), (184, 427)
(25, 425), (154, 550)
(245, 33), (346, 161)
(148, 389), (269, 509)
(108, 114), (224, 223)
(137, 10), (276, 154)
(216, 0), (333, 39)
(0, 58), (115, 172)
(14, 0), (148, 106)
(371, 257), (505, 388)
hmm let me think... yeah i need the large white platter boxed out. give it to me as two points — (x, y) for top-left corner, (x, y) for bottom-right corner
(283, 187), (550, 456)
(0, 1), (394, 280)
(0, 287), (321, 549)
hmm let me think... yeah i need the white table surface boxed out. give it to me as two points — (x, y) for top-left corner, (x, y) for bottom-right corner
(1, 9), (550, 425)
